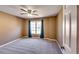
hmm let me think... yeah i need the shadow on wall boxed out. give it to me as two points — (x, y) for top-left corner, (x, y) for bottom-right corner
(0, 12), (23, 45)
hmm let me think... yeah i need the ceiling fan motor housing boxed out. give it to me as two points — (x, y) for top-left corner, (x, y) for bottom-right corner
(28, 10), (32, 14)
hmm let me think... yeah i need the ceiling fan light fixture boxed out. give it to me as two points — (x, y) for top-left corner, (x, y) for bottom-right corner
(28, 14), (32, 17)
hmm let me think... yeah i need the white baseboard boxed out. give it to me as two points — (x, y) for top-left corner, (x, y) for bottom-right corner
(56, 40), (70, 54)
(44, 38), (64, 53)
(55, 40), (63, 54)
(44, 38), (57, 41)
(63, 44), (71, 54)
(0, 38), (21, 48)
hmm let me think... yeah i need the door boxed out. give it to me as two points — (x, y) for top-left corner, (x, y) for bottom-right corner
(30, 20), (41, 38)
(63, 5), (77, 54)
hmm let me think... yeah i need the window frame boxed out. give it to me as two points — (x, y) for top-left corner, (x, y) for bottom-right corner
(30, 20), (41, 35)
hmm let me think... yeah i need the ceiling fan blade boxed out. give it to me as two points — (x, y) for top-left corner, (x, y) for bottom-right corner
(32, 14), (38, 16)
(20, 8), (27, 12)
(33, 10), (37, 13)
(20, 13), (27, 15)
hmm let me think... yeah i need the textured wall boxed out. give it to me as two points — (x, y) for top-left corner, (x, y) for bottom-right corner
(0, 12), (22, 45)
(44, 16), (57, 39)
(21, 19), (28, 37)
(57, 8), (63, 46)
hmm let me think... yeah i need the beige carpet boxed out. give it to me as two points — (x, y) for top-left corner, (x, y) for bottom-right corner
(0, 38), (62, 54)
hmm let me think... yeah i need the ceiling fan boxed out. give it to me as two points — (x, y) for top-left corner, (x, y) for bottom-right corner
(20, 8), (39, 16)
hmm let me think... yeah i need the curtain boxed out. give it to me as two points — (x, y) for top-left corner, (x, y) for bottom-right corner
(28, 20), (32, 37)
(40, 19), (44, 38)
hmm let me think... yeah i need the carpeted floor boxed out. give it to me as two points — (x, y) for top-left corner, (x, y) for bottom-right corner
(0, 38), (62, 54)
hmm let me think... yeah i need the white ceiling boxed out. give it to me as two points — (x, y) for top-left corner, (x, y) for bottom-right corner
(0, 5), (61, 19)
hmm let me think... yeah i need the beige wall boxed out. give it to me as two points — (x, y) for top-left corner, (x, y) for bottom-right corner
(44, 16), (57, 39)
(0, 12), (22, 45)
(22, 17), (57, 39)
(57, 7), (63, 46)
(21, 19), (28, 36)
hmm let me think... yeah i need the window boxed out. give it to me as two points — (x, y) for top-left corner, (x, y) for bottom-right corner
(30, 20), (41, 34)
